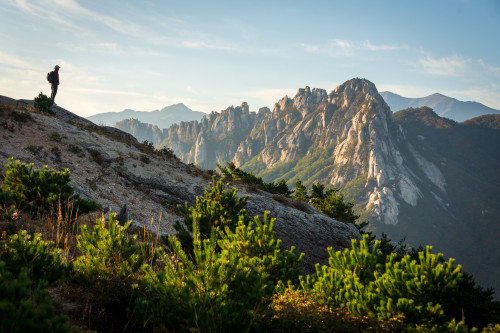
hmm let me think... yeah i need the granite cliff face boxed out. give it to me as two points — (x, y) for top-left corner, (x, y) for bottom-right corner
(147, 79), (500, 294)
(115, 118), (167, 146)
(157, 103), (270, 168)
(158, 79), (427, 226)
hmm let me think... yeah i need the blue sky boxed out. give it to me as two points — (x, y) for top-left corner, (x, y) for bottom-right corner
(1, 0), (499, 117)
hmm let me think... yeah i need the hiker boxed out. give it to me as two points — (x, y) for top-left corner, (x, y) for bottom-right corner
(50, 65), (60, 102)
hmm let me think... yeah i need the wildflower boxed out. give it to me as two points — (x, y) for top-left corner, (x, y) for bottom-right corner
(13, 211), (18, 218)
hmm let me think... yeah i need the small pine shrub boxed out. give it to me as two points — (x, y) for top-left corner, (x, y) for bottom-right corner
(67, 144), (82, 154)
(218, 162), (291, 196)
(73, 214), (145, 288)
(10, 109), (32, 123)
(134, 217), (271, 332)
(170, 175), (249, 254)
(301, 234), (466, 331)
(139, 154), (150, 164)
(218, 211), (303, 285)
(0, 230), (68, 286)
(49, 131), (62, 142)
(141, 140), (155, 153)
(25, 145), (43, 155)
(0, 262), (70, 333)
(1, 158), (97, 216)
(33, 92), (54, 115)
(158, 146), (179, 160)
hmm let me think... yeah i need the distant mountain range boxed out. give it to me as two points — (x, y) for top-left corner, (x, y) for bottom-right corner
(380, 91), (500, 122)
(87, 103), (205, 129)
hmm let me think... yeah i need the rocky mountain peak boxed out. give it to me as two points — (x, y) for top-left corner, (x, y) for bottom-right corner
(292, 86), (328, 116)
(258, 106), (271, 116)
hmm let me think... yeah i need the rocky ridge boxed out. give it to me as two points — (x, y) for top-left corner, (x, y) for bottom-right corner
(0, 95), (360, 274)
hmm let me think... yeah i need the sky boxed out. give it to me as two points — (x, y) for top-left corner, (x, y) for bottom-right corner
(0, 0), (499, 117)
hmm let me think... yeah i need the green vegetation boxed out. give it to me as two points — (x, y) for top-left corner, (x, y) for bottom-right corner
(301, 235), (465, 331)
(72, 214), (146, 288)
(0, 261), (70, 332)
(49, 131), (62, 142)
(170, 175), (249, 254)
(33, 92), (55, 115)
(0, 232), (70, 332)
(1, 231), (68, 286)
(10, 109), (32, 123)
(0, 158), (97, 218)
(25, 145), (43, 155)
(218, 161), (291, 196)
(67, 144), (82, 155)
(0, 158), (498, 332)
(293, 178), (359, 225)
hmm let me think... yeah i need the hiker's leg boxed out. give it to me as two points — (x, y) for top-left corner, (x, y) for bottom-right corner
(51, 84), (58, 101)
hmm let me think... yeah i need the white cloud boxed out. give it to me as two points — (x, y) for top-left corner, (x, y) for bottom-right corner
(445, 86), (500, 110)
(329, 39), (354, 56)
(418, 55), (467, 77)
(298, 43), (319, 54)
(416, 55), (500, 82)
(13, 0), (142, 37)
(300, 39), (408, 57)
(0, 51), (42, 70)
(362, 40), (406, 51)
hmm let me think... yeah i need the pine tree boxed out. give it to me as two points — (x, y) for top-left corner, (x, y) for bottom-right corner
(293, 178), (309, 202)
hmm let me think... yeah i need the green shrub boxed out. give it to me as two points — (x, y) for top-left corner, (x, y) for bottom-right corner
(293, 178), (309, 202)
(25, 145), (43, 155)
(10, 109), (32, 123)
(309, 182), (359, 224)
(134, 216), (271, 332)
(218, 211), (303, 285)
(67, 144), (82, 154)
(73, 214), (145, 288)
(139, 154), (150, 164)
(0, 262), (70, 333)
(0, 230), (68, 286)
(0, 158), (96, 216)
(158, 146), (178, 160)
(33, 92), (54, 115)
(170, 175), (249, 254)
(49, 131), (62, 142)
(218, 162), (291, 196)
(301, 234), (466, 331)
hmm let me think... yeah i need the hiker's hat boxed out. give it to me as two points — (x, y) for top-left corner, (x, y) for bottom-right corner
(55, 65), (60, 69)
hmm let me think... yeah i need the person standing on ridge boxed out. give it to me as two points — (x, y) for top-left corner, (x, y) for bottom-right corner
(50, 65), (60, 103)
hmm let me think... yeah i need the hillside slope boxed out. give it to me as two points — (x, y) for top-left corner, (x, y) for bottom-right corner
(0, 94), (360, 274)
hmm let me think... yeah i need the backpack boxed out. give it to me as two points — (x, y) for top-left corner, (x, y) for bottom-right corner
(46, 71), (54, 83)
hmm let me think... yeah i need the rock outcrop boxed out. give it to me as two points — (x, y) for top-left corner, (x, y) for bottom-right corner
(158, 103), (270, 168)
